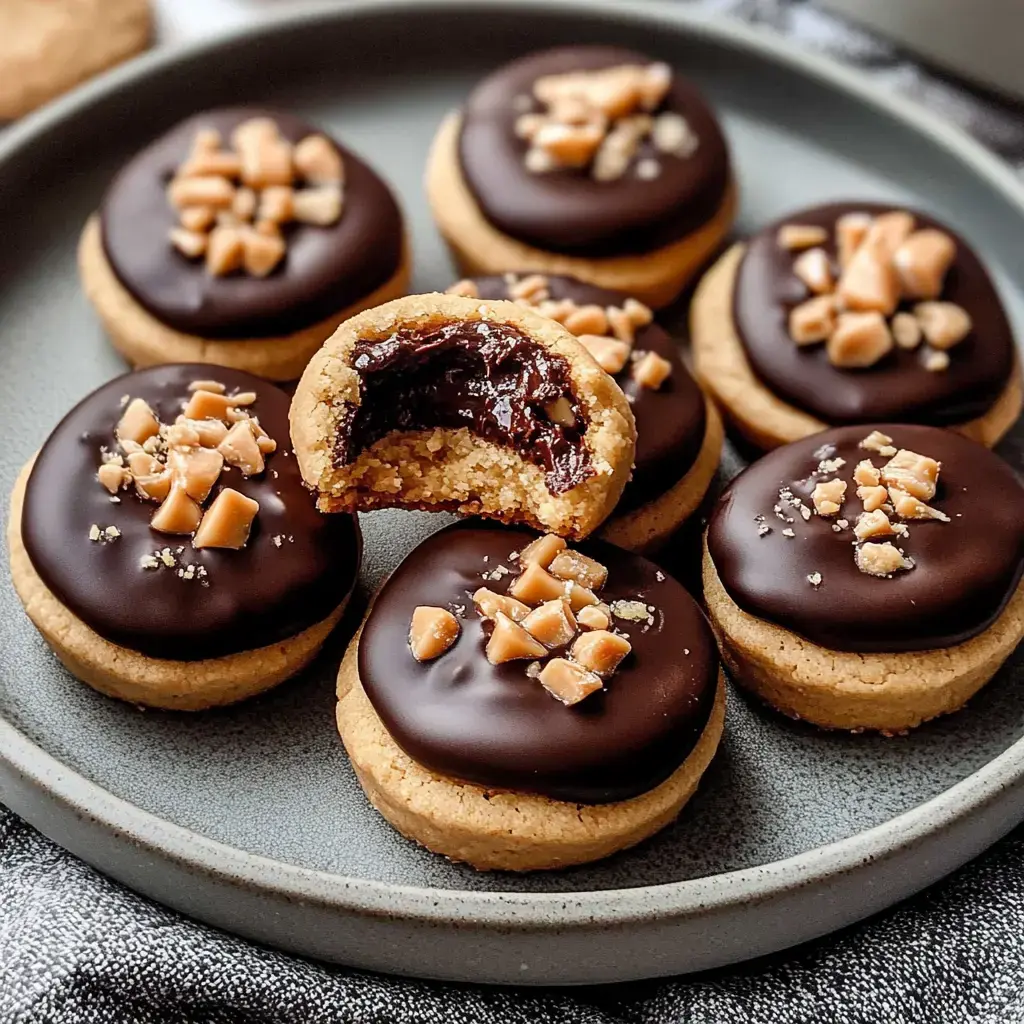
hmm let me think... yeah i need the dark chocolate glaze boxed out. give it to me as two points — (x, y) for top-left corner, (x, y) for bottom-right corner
(470, 275), (706, 510)
(100, 108), (404, 339)
(359, 522), (718, 804)
(337, 319), (593, 495)
(733, 202), (1015, 425)
(707, 424), (1024, 653)
(22, 364), (361, 660)
(458, 46), (731, 257)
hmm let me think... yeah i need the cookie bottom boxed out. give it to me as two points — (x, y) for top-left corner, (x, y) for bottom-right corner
(703, 542), (1024, 733)
(336, 631), (726, 871)
(78, 215), (411, 382)
(8, 463), (348, 711)
(691, 244), (1024, 451)
(425, 113), (737, 310)
(600, 398), (723, 553)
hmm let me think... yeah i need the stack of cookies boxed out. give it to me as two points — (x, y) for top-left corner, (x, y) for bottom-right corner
(8, 44), (1024, 875)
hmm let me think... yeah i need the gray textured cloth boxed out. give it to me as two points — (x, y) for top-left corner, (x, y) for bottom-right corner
(4, 2), (1024, 1021)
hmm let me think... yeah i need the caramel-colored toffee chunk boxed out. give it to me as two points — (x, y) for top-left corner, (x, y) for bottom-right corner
(537, 658), (604, 706)
(192, 487), (259, 550)
(486, 611), (547, 664)
(409, 606), (461, 662)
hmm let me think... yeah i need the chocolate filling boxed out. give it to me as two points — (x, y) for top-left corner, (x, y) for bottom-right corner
(706, 424), (1024, 653)
(732, 202), (1015, 425)
(469, 275), (707, 510)
(359, 522), (718, 804)
(22, 364), (361, 660)
(335, 320), (593, 495)
(458, 46), (731, 257)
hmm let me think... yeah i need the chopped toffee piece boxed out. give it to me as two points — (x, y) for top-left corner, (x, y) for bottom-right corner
(632, 350), (673, 390)
(810, 478), (847, 517)
(192, 488), (260, 549)
(472, 587), (531, 623)
(518, 533), (567, 568)
(577, 604), (611, 630)
(92, 379), (276, 546)
(856, 541), (914, 577)
(548, 548), (608, 591)
(522, 598), (578, 648)
(538, 658), (604, 706)
(777, 223), (828, 251)
(486, 610), (548, 664)
(774, 207), (970, 374)
(409, 606), (461, 662)
(516, 61), (694, 183)
(166, 116), (345, 277)
(405, 532), (659, 707)
(570, 629), (631, 677)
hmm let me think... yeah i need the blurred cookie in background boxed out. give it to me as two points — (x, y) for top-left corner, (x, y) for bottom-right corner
(0, 0), (151, 120)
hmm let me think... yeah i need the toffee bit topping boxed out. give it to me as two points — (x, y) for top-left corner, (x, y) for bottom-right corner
(167, 118), (344, 278)
(859, 430), (897, 457)
(790, 434), (953, 578)
(516, 63), (695, 182)
(88, 524), (121, 542)
(777, 223), (828, 251)
(94, 381), (280, 561)
(811, 478), (847, 517)
(538, 658), (604, 706)
(780, 209), (966, 371)
(856, 542), (914, 577)
(409, 606), (461, 662)
(408, 535), (654, 705)
(632, 350), (673, 390)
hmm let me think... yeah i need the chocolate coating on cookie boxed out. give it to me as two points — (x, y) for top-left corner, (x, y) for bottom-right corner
(100, 108), (403, 339)
(733, 202), (1015, 424)
(23, 364), (360, 660)
(458, 46), (730, 256)
(337, 319), (594, 495)
(707, 424), (1024, 652)
(359, 522), (718, 803)
(470, 275), (706, 509)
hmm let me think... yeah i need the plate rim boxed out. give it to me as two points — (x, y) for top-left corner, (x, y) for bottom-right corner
(2, 0), (1024, 935)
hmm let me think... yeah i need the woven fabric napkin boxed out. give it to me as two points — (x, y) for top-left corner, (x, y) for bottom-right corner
(4, 1), (1024, 1021)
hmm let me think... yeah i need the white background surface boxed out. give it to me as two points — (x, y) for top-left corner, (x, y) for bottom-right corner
(153, 0), (276, 46)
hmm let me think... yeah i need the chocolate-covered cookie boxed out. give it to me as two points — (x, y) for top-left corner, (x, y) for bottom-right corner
(448, 273), (722, 550)
(9, 364), (361, 709)
(337, 522), (724, 871)
(704, 424), (1024, 731)
(80, 108), (409, 381)
(290, 292), (637, 539)
(692, 202), (1022, 451)
(427, 46), (736, 308)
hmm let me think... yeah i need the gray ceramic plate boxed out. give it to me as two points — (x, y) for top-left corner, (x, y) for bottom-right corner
(2, 0), (1024, 987)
